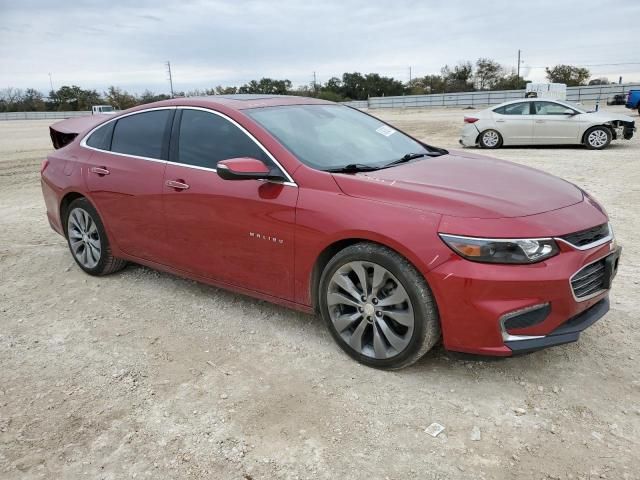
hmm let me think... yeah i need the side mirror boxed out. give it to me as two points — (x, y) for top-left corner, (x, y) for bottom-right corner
(216, 157), (284, 181)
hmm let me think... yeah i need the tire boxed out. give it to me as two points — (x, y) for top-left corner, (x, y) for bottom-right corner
(318, 242), (440, 370)
(64, 197), (127, 276)
(479, 129), (503, 149)
(584, 126), (612, 150)
(637, 106), (640, 116)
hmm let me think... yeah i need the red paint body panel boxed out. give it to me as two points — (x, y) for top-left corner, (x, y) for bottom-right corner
(41, 96), (619, 357)
(162, 163), (297, 299)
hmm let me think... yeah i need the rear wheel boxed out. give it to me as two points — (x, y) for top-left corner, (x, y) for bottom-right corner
(479, 129), (503, 149)
(584, 126), (611, 150)
(318, 243), (440, 369)
(65, 197), (127, 276)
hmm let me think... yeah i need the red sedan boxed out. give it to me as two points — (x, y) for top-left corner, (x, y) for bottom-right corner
(41, 95), (621, 369)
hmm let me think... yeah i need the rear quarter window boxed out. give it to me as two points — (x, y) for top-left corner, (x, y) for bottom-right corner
(85, 122), (115, 150)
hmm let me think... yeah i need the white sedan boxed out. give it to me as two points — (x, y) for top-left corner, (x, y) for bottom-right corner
(459, 98), (635, 150)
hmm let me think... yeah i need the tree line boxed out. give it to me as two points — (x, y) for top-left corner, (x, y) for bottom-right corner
(0, 61), (596, 112)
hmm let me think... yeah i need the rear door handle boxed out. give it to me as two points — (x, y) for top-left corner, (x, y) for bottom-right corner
(90, 166), (110, 176)
(535, 120), (545, 123)
(496, 119), (505, 123)
(166, 179), (190, 191)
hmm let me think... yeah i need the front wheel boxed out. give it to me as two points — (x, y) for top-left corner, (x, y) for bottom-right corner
(65, 197), (127, 275)
(584, 126), (612, 150)
(479, 129), (503, 149)
(318, 243), (440, 369)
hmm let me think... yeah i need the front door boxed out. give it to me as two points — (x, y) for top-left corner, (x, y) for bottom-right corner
(532, 101), (581, 144)
(162, 108), (298, 300)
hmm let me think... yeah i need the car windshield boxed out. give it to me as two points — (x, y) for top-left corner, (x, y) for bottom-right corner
(245, 104), (432, 171)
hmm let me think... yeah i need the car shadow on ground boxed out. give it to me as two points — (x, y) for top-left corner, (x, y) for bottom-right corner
(113, 263), (570, 380)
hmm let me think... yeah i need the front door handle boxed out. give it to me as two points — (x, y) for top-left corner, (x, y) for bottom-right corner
(166, 179), (190, 191)
(535, 120), (545, 123)
(496, 119), (505, 123)
(90, 166), (110, 176)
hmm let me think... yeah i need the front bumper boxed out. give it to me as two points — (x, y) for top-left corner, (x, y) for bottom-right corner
(426, 238), (620, 357)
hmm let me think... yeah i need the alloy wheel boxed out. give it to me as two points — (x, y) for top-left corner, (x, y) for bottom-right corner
(482, 130), (500, 147)
(326, 261), (415, 359)
(588, 129), (608, 148)
(68, 207), (102, 269)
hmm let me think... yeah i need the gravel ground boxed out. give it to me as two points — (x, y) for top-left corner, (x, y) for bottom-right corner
(1, 107), (639, 480)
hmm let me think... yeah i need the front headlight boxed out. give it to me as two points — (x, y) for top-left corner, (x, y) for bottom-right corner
(439, 234), (559, 264)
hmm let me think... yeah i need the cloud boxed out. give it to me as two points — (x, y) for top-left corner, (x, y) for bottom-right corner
(0, 0), (638, 93)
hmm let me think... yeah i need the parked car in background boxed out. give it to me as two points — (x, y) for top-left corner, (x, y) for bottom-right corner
(625, 89), (640, 114)
(606, 94), (626, 106)
(91, 105), (117, 115)
(42, 95), (621, 369)
(460, 98), (635, 150)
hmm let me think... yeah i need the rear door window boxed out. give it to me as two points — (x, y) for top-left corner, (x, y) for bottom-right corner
(175, 109), (271, 169)
(494, 102), (531, 115)
(111, 110), (172, 159)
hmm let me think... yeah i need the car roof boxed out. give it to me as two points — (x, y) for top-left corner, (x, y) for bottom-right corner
(146, 94), (335, 111)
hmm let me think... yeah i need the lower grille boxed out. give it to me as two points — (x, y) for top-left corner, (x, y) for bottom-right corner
(571, 259), (606, 299)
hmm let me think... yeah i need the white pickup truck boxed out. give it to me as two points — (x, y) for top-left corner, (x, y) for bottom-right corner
(91, 105), (117, 115)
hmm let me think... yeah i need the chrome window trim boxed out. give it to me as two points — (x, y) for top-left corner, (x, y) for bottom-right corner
(499, 303), (548, 342)
(568, 251), (613, 303)
(554, 223), (613, 251)
(79, 105), (297, 187)
(80, 106), (176, 161)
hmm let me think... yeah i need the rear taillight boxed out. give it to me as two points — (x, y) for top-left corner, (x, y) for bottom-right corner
(40, 159), (49, 174)
(464, 117), (479, 123)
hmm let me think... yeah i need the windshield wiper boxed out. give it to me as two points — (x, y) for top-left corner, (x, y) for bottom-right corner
(324, 163), (381, 173)
(382, 152), (436, 168)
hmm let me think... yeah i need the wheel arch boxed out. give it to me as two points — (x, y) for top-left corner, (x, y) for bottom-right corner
(581, 124), (613, 144)
(59, 191), (86, 237)
(309, 235), (433, 314)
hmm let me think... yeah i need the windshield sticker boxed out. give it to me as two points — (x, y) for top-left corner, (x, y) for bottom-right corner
(375, 125), (396, 137)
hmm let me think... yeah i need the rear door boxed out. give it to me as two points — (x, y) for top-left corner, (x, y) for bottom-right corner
(84, 108), (173, 262)
(492, 102), (535, 144)
(161, 108), (298, 300)
(532, 101), (581, 144)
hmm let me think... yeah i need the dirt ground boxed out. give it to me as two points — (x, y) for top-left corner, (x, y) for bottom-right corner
(1, 106), (639, 480)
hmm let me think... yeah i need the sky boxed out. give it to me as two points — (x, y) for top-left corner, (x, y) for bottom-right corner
(1, 0), (639, 95)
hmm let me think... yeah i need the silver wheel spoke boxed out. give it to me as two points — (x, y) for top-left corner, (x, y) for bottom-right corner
(377, 318), (409, 352)
(371, 264), (388, 297)
(327, 292), (360, 308)
(382, 309), (413, 326)
(349, 318), (368, 351)
(351, 262), (369, 296)
(373, 324), (386, 359)
(377, 287), (408, 307)
(334, 312), (362, 332)
(332, 272), (363, 301)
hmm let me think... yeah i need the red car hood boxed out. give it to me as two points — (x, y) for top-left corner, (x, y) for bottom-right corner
(331, 150), (583, 219)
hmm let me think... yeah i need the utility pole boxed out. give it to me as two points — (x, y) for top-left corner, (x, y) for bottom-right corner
(409, 66), (412, 85)
(166, 61), (174, 98)
(48, 72), (54, 92)
(313, 71), (317, 94)
(517, 50), (521, 78)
